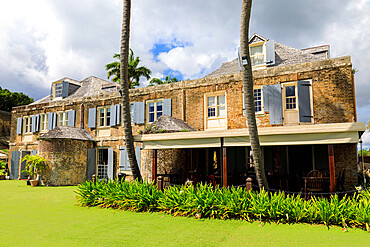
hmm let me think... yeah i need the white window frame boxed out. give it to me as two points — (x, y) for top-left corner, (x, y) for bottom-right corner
(54, 82), (63, 98)
(146, 99), (163, 123)
(40, 113), (48, 132)
(205, 92), (226, 119)
(283, 82), (298, 111)
(97, 106), (111, 128)
(250, 41), (266, 67)
(253, 86), (264, 114)
(57, 111), (69, 126)
(23, 116), (31, 134)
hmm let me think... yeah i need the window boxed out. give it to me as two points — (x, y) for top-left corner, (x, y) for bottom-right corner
(254, 88), (263, 113)
(98, 107), (111, 127)
(54, 83), (63, 98)
(204, 92), (227, 130)
(57, 112), (68, 126)
(285, 85), (297, 110)
(207, 95), (226, 118)
(147, 100), (163, 123)
(23, 116), (31, 134)
(250, 44), (265, 66)
(97, 148), (108, 179)
(40, 114), (48, 131)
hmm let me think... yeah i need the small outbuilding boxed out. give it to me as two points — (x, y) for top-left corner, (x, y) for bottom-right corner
(38, 126), (94, 186)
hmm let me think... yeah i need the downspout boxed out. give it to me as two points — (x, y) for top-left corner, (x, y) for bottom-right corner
(80, 97), (93, 141)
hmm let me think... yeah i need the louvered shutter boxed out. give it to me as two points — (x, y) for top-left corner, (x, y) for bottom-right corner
(120, 146), (129, 171)
(298, 80), (312, 123)
(116, 104), (121, 125)
(107, 148), (114, 180)
(32, 150), (37, 156)
(110, 105), (116, 127)
(86, 148), (96, 180)
(163, 98), (172, 116)
(10, 151), (20, 179)
(133, 102), (145, 124)
(263, 84), (282, 125)
(136, 146), (141, 170)
(68, 110), (75, 127)
(88, 108), (96, 128)
(47, 113), (53, 130)
(16, 117), (22, 134)
(265, 40), (275, 66)
(35, 114), (39, 132)
(31, 115), (36, 133)
(62, 81), (69, 98)
(52, 113), (57, 129)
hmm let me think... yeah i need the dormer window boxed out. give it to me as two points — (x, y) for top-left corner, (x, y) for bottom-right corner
(250, 44), (265, 66)
(55, 83), (63, 98)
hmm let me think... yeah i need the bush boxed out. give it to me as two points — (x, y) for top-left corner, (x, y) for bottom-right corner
(75, 180), (370, 231)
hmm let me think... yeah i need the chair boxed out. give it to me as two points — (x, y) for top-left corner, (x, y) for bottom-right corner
(304, 170), (325, 195)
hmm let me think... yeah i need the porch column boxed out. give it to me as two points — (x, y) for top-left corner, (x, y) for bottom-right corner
(152, 149), (157, 183)
(328, 145), (336, 192)
(221, 137), (227, 187)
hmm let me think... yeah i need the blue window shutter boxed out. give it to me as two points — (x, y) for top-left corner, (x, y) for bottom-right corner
(264, 84), (283, 125)
(163, 98), (172, 116)
(16, 117), (22, 134)
(86, 148), (96, 180)
(68, 110), (75, 127)
(31, 115), (35, 133)
(32, 150), (37, 156)
(116, 104), (121, 125)
(52, 113), (57, 129)
(298, 80), (312, 123)
(134, 102), (145, 124)
(47, 113), (53, 130)
(136, 146), (141, 170)
(120, 146), (129, 171)
(130, 103), (134, 122)
(88, 108), (96, 128)
(110, 105), (116, 127)
(35, 114), (39, 132)
(263, 85), (272, 113)
(107, 148), (114, 180)
(265, 40), (275, 66)
(10, 151), (20, 179)
(62, 81), (69, 98)
(50, 85), (53, 98)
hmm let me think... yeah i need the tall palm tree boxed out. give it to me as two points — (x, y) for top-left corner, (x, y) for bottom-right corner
(120, 0), (141, 180)
(240, 0), (268, 189)
(106, 49), (151, 89)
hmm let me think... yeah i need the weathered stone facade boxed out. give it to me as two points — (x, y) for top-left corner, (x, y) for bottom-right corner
(8, 55), (361, 188)
(38, 139), (93, 186)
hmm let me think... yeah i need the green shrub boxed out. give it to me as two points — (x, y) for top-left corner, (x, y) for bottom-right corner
(75, 180), (370, 230)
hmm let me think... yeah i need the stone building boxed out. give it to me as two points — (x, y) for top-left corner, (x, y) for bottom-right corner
(0, 110), (11, 150)
(8, 34), (365, 189)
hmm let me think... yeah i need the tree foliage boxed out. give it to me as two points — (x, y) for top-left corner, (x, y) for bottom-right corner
(149, 75), (179, 86)
(0, 86), (33, 112)
(106, 49), (151, 89)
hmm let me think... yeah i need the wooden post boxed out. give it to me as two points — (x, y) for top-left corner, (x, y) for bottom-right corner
(221, 138), (227, 187)
(328, 145), (336, 192)
(246, 177), (252, 191)
(152, 149), (157, 183)
(157, 176), (163, 191)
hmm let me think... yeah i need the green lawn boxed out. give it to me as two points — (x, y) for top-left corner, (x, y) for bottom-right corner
(0, 181), (368, 247)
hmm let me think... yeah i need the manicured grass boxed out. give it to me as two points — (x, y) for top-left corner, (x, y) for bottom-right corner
(0, 181), (368, 246)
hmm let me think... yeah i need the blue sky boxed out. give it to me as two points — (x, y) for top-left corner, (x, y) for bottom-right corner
(0, 0), (369, 146)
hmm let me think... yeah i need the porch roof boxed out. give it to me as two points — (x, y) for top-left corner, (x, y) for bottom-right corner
(133, 122), (365, 149)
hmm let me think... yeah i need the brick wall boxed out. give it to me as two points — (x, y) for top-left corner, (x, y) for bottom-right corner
(8, 56), (358, 184)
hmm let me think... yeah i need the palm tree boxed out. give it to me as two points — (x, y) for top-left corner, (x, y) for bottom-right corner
(106, 49), (151, 89)
(148, 75), (179, 86)
(120, 0), (141, 180)
(240, 0), (268, 189)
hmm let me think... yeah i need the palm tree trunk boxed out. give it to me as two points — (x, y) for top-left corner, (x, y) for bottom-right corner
(120, 0), (142, 180)
(240, 0), (268, 189)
